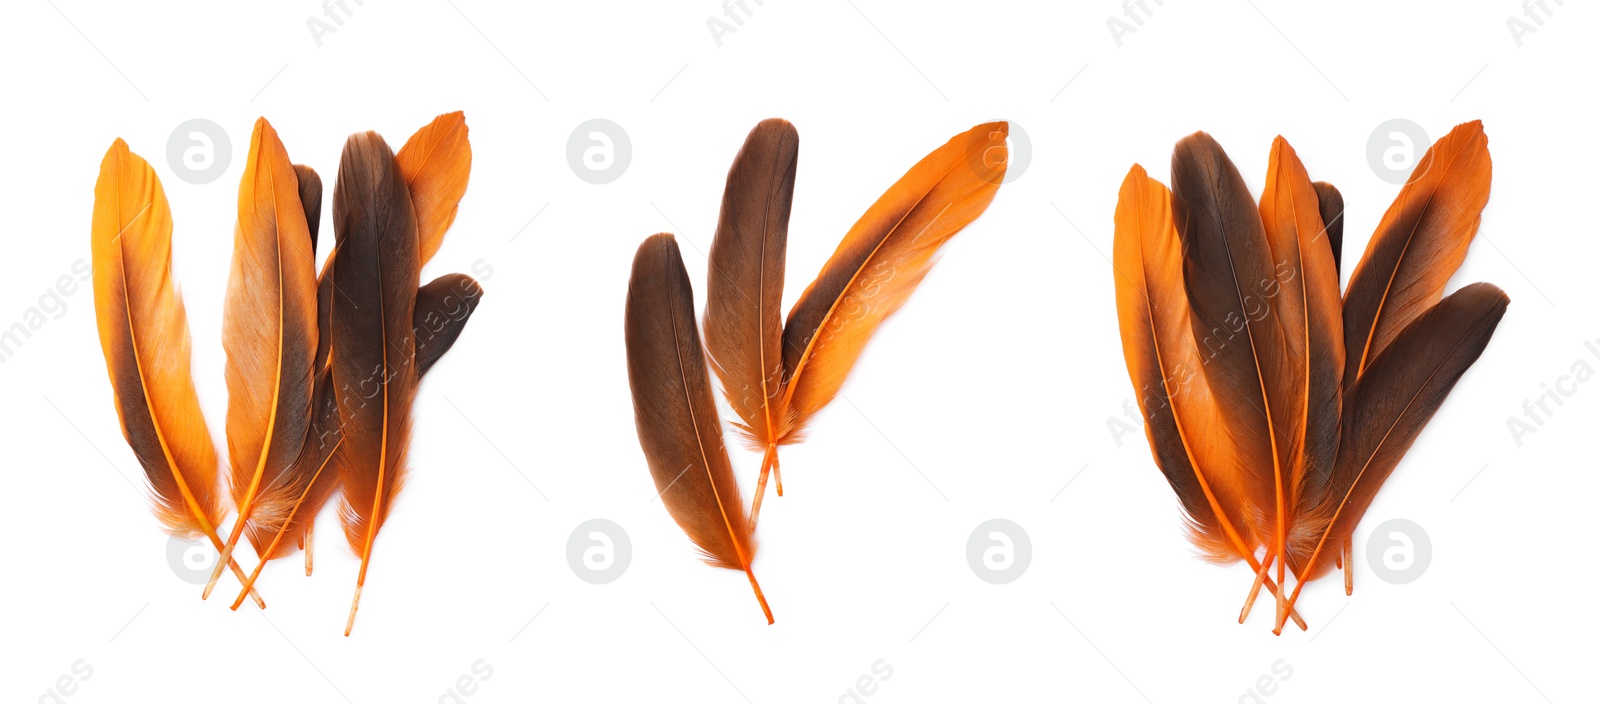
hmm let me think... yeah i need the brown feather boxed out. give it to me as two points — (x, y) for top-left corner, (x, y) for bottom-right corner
(1342, 121), (1491, 390)
(626, 234), (772, 624)
(704, 118), (797, 452)
(90, 139), (263, 607)
(331, 131), (421, 635)
(1312, 181), (1343, 278)
(295, 164), (323, 252)
(210, 118), (321, 598)
(1171, 132), (1302, 584)
(414, 273), (483, 377)
(1277, 283), (1507, 631)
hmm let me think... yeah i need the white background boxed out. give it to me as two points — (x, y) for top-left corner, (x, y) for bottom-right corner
(1, 1), (1594, 702)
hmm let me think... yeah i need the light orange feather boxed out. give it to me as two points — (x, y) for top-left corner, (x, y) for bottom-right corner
(395, 111), (471, 266)
(90, 139), (264, 607)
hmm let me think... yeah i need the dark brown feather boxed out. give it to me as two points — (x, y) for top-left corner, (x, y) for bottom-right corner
(703, 118), (797, 452)
(626, 234), (772, 623)
(1312, 181), (1343, 278)
(1171, 132), (1299, 567)
(414, 273), (483, 377)
(330, 131), (420, 635)
(296, 164), (323, 252)
(1275, 283), (1507, 633)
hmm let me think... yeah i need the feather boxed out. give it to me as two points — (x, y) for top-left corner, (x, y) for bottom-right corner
(1114, 165), (1255, 562)
(1276, 283), (1507, 632)
(396, 111), (471, 266)
(1342, 121), (1491, 391)
(703, 118), (798, 524)
(295, 164), (323, 252)
(229, 263), (480, 612)
(1114, 165), (1307, 630)
(765, 122), (1007, 515)
(1171, 131), (1305, 616)
(1257, 137), (1344, 572)
(414, 273), (484, 377)
(90, 139), (264, 607)
(626, 234), (772, 624)
(206, 118), (321, 599)
(331, 131), (421, 636)
(1312, 182), (1343, 278)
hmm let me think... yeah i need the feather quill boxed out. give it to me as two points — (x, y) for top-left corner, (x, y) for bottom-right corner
(1276, 283), (1507, 632)
(627, 234), (772, 623)
(1342, 121), (1491, 391)
(90, 139), (264, 607)
(331, 131), (421, 636)
(205, 118), (321, 599)
(704, 118), (798, 525)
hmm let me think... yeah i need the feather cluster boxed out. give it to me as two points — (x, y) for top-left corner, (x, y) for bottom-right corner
(89, 112), (482, 634)
(1113, 120), (1508, 633)
(626, 120), (1008, 622)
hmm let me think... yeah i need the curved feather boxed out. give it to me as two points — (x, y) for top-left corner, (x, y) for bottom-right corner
(331, 131), (420, 635)
(626, 234), (772, 624)
(704, 118), (797, 451)
(91, 139), (221, 538)
(1277, 283), (1507, 631)
(414, 273), (483, 377)
(1342, 121), (1491, 390)
(212, 119), (320, 596)
(1113, 165), (1255, 562)
(91, 139), (264, 607)
(777, 122), (1007, 442)
(1171, 132), (1300, 574)
(396, 111), (471, 266)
